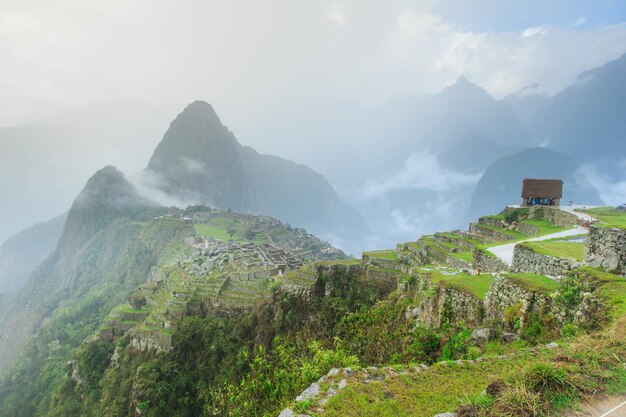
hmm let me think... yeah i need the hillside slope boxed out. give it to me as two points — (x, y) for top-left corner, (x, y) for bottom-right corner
(0, 213), (66, 293)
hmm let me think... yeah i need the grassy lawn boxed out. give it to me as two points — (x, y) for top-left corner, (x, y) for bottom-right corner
(521, 219), (567, 235)
(477, 224), (526, 240)
(364, 250), (398, 261)
(503, 273), (559, 294)
(194, 218), (268, 243)
(579, 206), (626, 229)
(521, 240), (584, 261)
(451, 251), (473, 263)
(427, 270), (494, 299)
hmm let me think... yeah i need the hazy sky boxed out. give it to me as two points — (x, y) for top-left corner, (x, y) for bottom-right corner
(2, 1), (626, 248)
(2, 0), (626, 127)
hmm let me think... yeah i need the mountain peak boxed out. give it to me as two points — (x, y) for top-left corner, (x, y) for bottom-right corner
(443, 75), (489, 97)
(174, 100), (223, 128)
(76, 165), (139, 206)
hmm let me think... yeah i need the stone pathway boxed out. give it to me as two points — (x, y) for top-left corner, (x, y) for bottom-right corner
(487, 206), (598, 266)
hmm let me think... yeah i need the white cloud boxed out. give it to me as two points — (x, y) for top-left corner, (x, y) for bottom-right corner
(361, 150), (482, 199)
(328, 2), (347, 26)
(1, 1), (626, 126)
(180, 157), (204, 173)
(572, 16), (587, 27)
(521, 26), (547, 37)
(578, 163), (626, 206)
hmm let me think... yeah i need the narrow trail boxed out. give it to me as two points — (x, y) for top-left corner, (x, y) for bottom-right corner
(570, 396), (626, 417)
(487, 205), (598, 266)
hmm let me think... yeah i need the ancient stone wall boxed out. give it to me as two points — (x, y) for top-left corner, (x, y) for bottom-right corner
(515, 222), (539, 236)
(478, 216), (505, 228)
(406, 274), (484, 328)
(531, 206), (578, 227)
(585, 226), (626, 274)
(445, 255), (472, 270)
(469, 224), (514, 241)
(512, 245), (580, 276)
(473, 249), (510, 273)
(483, 276), (556, 329)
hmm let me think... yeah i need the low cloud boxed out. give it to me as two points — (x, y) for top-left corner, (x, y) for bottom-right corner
(361, 150), (482, 199)
(577, 163), (626, 206)
(180, 157), (204, 173)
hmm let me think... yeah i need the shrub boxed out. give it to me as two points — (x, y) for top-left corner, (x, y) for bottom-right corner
(560, 323), (580, 338)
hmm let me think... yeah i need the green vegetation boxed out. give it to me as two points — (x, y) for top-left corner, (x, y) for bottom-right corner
(521, 219), (567, 235)
(504, 207), (529, 223)
(579, 206), (626, 229)
(194, 221), (267, 243)
(426, 270), (494, 299)
(521, 240), (584, 261)
(503, 273), (559, 294)
(363, 250), (398, 261)
(574, 267), (626, 319)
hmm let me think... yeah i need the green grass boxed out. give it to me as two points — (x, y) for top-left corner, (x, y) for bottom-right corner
(521, 219), (567, 235)
(521, 241), (584, 261)
(477, 224), (526, 240)
(193, 214), (269, 243)
(322, 351), (556, 417)
(486, 220), (569, 249)
(364, 250), (398, 261)
(575, 267), (626, 319)
(427, 270), (494, 299)
(579, 206), (626, 229)
(503, 273), (559, 294)
(451, 252), (473, 263)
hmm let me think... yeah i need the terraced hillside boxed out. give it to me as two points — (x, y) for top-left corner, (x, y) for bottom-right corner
(275, 206), (625, 417)
(2, 201), (623, 417)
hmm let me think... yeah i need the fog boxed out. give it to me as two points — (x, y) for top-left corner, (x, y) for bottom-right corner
(2, 0), (626, 250)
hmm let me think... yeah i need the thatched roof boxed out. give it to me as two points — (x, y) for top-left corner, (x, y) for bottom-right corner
(521, 179), (563, 199)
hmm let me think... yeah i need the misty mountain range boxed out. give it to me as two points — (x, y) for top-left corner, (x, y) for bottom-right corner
(2, 52), (626, 292)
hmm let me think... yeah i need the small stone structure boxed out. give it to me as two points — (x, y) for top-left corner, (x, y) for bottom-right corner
(521, 178), (563, 207)
(585, 226), (626, 274)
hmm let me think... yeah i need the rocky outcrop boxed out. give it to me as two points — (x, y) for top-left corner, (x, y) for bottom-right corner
(405, 273), (484, 328)
(512, 244), (580, 276)
(585, 226), (626, 274)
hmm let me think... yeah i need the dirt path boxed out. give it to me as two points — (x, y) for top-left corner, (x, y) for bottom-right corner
(486, 205), (597, 266)
(570, 396), (626, 416)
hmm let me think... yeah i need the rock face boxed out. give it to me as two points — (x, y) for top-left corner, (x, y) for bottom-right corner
(585, 226), (626, 274)
(142, 101), (369, 244)
(512, 245), (580, 276)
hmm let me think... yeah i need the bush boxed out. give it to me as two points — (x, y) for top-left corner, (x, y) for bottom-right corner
(560, 323), (580, 338)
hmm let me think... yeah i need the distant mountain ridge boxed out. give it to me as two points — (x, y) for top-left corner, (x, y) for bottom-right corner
(141, 101), (369, 248)
(467, 147), (603, 221)
(506, 53), (626, 162)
